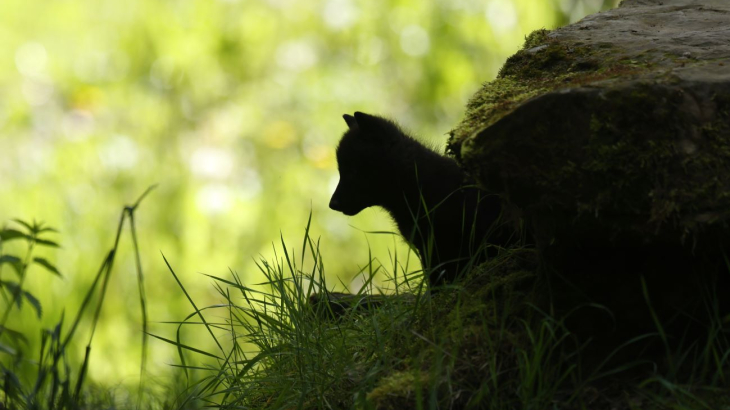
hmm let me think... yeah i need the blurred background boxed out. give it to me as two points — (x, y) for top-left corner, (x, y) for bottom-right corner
(0, 0), (617, 389)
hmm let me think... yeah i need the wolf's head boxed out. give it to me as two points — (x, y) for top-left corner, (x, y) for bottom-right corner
(329, 112), (406, 216)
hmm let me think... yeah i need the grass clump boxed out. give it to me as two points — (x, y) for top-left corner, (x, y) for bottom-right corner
(4, 193), (723, 409)
(4, 200), (727, 409)
(0, 187), (165, 410)
(161, 211), (730, 409)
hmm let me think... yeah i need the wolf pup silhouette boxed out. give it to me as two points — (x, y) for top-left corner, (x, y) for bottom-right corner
(330, 112), (509, 287)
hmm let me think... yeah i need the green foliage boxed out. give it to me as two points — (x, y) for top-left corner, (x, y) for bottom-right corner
(1, 207), (727, 408)
(155, 214), (419, 408)
(1, 219), (62, 339)
(159, 220), (730, 409)
(0, 189), (160, 409)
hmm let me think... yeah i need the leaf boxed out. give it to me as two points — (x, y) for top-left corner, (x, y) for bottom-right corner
(33, 257), (63, 278)
(0, 281), (43, 318)
(0, 255), (21, 265)
(11, 218), (34, 233)
(23, 291), (42, 318)
(0, 342), (17, 356)
(0, 255), (23, 278)
(0, 229), (28, 242)
(15, 219), (59, 234)
(0, 368), (23, 400)
(34, 238), (60, 248)
(146, 333), (223, 360)
(1, 281), (23, 309)
(0, 326), (28, 344)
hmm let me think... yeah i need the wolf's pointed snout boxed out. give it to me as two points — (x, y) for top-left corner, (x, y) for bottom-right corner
(329, 197), (341, 211)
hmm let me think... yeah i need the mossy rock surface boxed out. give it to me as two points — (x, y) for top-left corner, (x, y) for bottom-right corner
(450, 0), (730, 246)
(449, 0), (730, 340)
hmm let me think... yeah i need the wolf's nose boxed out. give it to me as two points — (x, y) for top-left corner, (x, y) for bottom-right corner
(329, 198), (340, 211)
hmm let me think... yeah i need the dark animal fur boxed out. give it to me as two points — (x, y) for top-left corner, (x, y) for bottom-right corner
(330, 112), (509, 287)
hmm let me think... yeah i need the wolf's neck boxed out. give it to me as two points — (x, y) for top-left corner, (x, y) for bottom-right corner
(381, 153), (464, 242)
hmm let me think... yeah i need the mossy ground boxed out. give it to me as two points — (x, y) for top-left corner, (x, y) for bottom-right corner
(203, 242), (729, 410)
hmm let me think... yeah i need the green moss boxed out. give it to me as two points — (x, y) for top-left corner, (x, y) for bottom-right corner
(447, 77), (542, 160)
(574, 88), (730, 234)
(498, 27), (602, 79)
(367, 250), (540, 409)
(447, 22), (730, 241)
(455, 76), (730, 245)
(448, 29), (654, 163)
(522, 29), (550, 50)
(366, 371), (431, 410)
(499, 42), (573, 79)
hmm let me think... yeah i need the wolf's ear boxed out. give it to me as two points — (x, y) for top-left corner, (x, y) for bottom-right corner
(353, 112), (397, 145)
(343, 114), (358, 129)
(353, 112), (381, 134)
(353, 112), (394, 144)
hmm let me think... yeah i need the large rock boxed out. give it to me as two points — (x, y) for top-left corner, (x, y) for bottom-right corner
(449, 0), (730, 345)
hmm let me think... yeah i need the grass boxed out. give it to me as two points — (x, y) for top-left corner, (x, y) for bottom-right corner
(2, 200), (729, 409)
(0, 186), (180, 410)
(158, 214), (730, 409)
